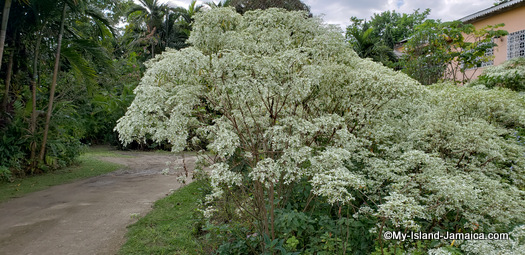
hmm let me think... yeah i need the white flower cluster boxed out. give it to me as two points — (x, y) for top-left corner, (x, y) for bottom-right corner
(210, 162), (243, 188)
(114, 48), (207, 152)
(376, 192), (428, 230)
(461, 225), (525, 255)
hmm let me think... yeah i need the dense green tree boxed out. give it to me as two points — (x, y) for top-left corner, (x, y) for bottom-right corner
(124, 0), (201, 60)
(401, 19), (508, 84)
(346, 9), (429, 67)
(39, 0), (116, 164)
(0, 0), (122, 174)
(39, 1), (67, 162)
(126, 0), (167, 59)
(368, 9), (430, 48)
(345, 17), (396, 65)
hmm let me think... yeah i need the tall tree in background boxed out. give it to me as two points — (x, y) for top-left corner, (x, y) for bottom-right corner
(346, 17), (396, 64)
(0, 0), (145, 176)
(0, 0), (12, 114)
(368, 9), (430, 48)
(170, 0), (203, 47)
(39, 2), (67, 162)
(39, 0), (116, 163)
(124, 0), (202, 59)
(126, 0), (167, 59)
(346, 9), (430, 67)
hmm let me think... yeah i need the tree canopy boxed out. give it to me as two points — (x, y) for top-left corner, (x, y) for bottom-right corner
(345, 9), (429, 67)
(401, 19), (508, 84)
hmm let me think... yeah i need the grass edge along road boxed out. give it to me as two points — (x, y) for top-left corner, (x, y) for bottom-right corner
(0, 146), (126, 203)
(119, 180), (203, 255)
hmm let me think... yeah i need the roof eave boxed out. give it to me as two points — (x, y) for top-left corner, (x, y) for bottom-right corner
(459, 0), (525, 23)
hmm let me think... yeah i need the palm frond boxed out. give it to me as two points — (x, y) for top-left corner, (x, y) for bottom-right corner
(126, 4), (148, 17)
(61, 44), (97, 81)
(85, 6), (116, 36)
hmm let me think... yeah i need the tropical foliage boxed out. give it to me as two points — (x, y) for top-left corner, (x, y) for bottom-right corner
(116, 8), (525, 254)
(345, 9), (429, 67)
(124, 0), (202, 60)
(401, 19), (508, 84)
(0, 0), (200, 176)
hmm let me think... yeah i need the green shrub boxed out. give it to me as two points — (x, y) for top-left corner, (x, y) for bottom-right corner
(471, 57), (525, 91)
(0, 166), (13, 183)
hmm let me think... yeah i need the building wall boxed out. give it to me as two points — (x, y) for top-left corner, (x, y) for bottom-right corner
(463, 5), (525, 80)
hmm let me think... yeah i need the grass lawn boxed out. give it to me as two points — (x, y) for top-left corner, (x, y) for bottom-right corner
(119, 181), (203, 255)
(0, 146), (126, 203)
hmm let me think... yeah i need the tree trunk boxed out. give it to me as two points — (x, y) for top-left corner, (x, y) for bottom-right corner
(1, 49), (14, 112)
(165, 14), (168, 49)
(0, 0), (12, 68)
(151, 40), (155, 59)
(39, 3), (67, 162)
(29, 30), (43, 170)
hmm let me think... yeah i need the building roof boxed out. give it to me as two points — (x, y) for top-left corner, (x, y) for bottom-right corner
(459, 0), (525, 23)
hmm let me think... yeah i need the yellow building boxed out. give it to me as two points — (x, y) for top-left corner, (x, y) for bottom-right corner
(459, 0), (525, 79)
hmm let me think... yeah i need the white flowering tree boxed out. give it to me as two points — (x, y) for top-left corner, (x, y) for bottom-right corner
(116, 8), (525, 253)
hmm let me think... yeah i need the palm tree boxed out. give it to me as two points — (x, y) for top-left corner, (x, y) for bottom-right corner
(181, 0), (203, 23)
(127, 0), (167, 59)
(39, 1), (67, 162)
(39, 0), (115, 163)
(173, 0), (203, 40)
(346, 19), (396, 65)
(125, 0), (203, 56)
(159, 6), (188, 50)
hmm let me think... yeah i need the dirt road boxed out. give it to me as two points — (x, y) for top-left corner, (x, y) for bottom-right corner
(0, 151), (196, 255)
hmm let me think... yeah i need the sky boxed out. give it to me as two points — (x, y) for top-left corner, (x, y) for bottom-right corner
(162, 0), (498, 30)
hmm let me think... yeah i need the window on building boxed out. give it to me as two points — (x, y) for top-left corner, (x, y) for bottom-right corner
(481, 44), (494, 67)
(507, 29), (525, 59)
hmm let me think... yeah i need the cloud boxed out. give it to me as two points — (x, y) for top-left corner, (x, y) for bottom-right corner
(304, 0), (496, 30)
(391, 0), (494, 21)
(161, 0), (498, 30)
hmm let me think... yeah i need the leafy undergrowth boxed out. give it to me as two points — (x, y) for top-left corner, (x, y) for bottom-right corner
(119, 181), (203, 255)
(0, 146), (125, 202)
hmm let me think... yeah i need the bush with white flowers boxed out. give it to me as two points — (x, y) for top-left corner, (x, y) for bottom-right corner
(116, 8), (525, 254)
